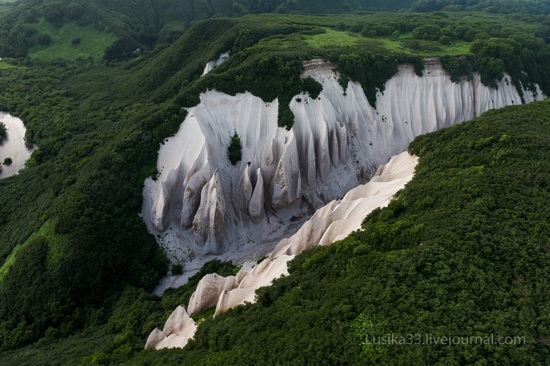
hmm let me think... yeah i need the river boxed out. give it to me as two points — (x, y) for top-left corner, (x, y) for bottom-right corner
(0, 113), (36, 178)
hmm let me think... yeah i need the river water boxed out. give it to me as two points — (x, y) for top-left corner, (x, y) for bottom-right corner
(0, 113), (35, 178)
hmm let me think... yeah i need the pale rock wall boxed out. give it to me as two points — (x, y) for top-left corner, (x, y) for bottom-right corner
(202, 51), (230, 76)
(148, 151), (419, 349)
(145, 305), (197, 350)
(145, 59), (546, 349)
(142, 60), (545, 267)
(187, 273), (237, 316)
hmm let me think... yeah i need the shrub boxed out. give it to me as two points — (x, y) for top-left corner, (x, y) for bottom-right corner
(0, 122), (6, 143)
(302, 76), (323, 99)
(412, 24), (441, 41)
(227, 131), (242, 165)
(171, 264), (183, 275)
(3, 157), (12, 165)
(441, 56), (473, 82)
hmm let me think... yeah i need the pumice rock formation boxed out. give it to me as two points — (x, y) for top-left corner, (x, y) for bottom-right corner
(192, 171), (226, 254)
(145, 58), (546, 350)
(187, 273), (237, 316)
(147, 151), (419, 349)
(145, 305), (197, 350)
(142, 59), (545, 278)
(209, 152), (419, 317)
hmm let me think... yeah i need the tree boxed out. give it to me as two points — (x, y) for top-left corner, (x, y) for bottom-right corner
(302, 77), (323, 99)
(0, 122), (7, 143)
(227, 131), (242, 165)
(412, 24), (441, 41)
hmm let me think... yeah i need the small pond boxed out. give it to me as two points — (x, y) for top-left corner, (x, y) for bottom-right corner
(0, 113), (36, 178)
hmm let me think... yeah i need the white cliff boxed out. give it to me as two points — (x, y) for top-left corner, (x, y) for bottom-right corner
(202, 51), (230, 76)
(145, 305), (197, 350)
(142, 59), (545, 278)
(144, 59), (546, 350)
(147, 151), (419, 349)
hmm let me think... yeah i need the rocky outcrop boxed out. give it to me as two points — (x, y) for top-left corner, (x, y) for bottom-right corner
(147, 151), (419, 349)
(145, 305), (197, 350)
(187, 273), (237, 316)
(193, 171), (226, 254)
(202, 51), (230, 76)
(142, 60), (545, 269)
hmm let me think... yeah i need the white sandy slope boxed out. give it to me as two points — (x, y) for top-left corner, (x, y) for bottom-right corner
(0, 113), (36, 178)
(211, 151), (419, 316)
(141, 59), (545, 295)
(146, 151), (418, 349)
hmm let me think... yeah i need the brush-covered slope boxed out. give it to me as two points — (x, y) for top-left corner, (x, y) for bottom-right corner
(410, 0), (550, 14)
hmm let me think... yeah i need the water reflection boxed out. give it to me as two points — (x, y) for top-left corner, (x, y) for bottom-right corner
(0, 113), (36, 178)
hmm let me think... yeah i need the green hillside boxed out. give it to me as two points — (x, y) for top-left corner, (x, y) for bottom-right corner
(1, 87), (549, 366)
(0, 2), (549, 365)
(131, 98), (550, 365)
(0, 0), (414, 60)
(2, 0), (549, 60)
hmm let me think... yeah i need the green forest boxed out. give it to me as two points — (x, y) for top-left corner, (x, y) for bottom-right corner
(0, 0), (549, 364)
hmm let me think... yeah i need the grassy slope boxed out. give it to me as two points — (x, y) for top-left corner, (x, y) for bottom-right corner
(0, 61), (17, 69)
(0, 220), (68, 281)
(28, 21), (117, 61)
(304, 27), (472, 56)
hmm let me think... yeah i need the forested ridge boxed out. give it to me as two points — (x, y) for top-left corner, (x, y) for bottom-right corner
(0, 0), (411, 59)
(1, 0), (549, 59)
(0, 0), (549, 364)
